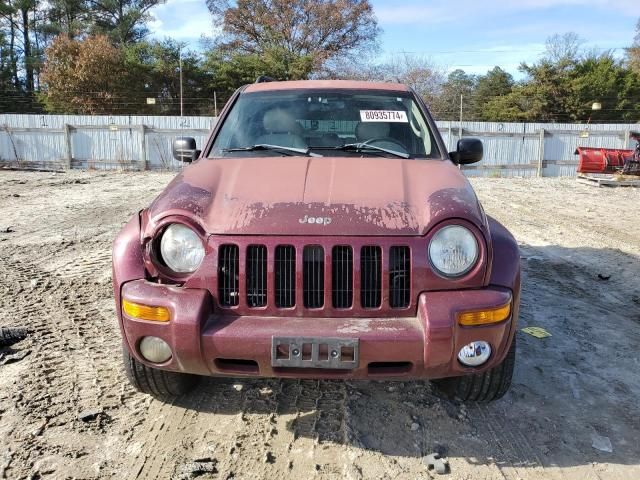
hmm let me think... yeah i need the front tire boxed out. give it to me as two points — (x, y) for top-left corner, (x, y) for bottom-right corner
(122, 347), (199, 400)
(435, 337), (516, 403)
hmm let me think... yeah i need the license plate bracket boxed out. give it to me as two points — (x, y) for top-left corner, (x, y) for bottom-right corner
(271, 337), (359, 369)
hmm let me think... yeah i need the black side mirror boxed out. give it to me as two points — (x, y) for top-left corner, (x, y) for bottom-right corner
(449, 138), (483, 165)
(172, 137), (199, 163)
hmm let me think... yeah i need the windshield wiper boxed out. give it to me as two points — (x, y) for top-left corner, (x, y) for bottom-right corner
(310, 143), (410, 159)
(223, 144), (321, 157)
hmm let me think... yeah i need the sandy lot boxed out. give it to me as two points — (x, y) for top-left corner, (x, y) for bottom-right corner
(0, 170), (639, 480)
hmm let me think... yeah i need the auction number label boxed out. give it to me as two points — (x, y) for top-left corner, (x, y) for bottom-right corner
(360, 110), (408, 123)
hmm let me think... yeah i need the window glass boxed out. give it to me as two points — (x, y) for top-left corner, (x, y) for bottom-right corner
(210, 90), (440, 159)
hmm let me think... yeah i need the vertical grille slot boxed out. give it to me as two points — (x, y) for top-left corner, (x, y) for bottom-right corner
(332, 246), (353, 309)
(275, 245), (296, 308)
(218, 244), (239, 307)
(246, 245), (267, 307)
(303, 246), (325, 309)
(389, 246), (410, 308)
(360, 246), (382, 308)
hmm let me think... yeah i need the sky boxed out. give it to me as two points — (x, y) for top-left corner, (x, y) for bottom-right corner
(149, 0), (639, 78)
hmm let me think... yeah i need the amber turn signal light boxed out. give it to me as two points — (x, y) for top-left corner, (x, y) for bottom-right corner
(122, 300), (170, 322)
(457, 303), (511, 326)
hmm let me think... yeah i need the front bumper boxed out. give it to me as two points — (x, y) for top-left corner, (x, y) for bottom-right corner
(120, 280), (517, 380)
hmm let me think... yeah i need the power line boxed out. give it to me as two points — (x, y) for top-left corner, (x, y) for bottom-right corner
(382, 46), (634, 56)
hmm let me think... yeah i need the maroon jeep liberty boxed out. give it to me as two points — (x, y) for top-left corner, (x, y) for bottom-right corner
(113, 80), (520, 403)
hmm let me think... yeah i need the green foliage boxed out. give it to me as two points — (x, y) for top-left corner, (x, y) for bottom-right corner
(124, 39), (215, 115)
(429, 69), (477, 120)
(473, 67), (514, 121)
(2, 3), (640, 123)
(87, 0), (165, 44)
(203, 45), (316, 91)
(38, 0), (87, 39)
(434, 34), (640, 123)
(207, 0), (380, 78)
(628, 18), (640, 74)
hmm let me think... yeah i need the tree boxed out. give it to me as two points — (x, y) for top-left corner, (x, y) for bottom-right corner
(628, 18), (640, 73)
(482, 87), (533, 122)
(473, 67), (514, 121)
(1, 0), (173, 113)
(381, 53), (444, 104)
(566, 53), (640, 122)
(125, 39), (215, 115)
(430, 69), (477, 120)
(544, 32), (583, 64)
(86, 0), (165, 44)
(517, 58), (574, 122)
(478, 50), (640, 123)
(40, 34), (134, 113)
(39, 0), (88, 40)
(0, 0), (40, 94)
(206, 0), (380, 79)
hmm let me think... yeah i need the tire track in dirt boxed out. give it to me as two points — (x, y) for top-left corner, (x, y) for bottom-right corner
(2, 173), (640, 480)
(122, 378), (357, 479)
(0, 243), (136, 478)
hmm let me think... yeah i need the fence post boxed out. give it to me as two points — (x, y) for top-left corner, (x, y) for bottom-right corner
(139, 125), (147, 170)
(537, 128), (545, 178)
(63, 124), (72, 170)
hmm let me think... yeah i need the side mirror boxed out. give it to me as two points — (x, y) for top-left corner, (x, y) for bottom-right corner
(172, 137), (199, 163)
(449, 138), (483, 165)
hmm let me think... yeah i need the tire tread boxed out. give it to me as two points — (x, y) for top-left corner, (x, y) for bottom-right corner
(435, 338), (516, 403)
(122, 347), (199, 400)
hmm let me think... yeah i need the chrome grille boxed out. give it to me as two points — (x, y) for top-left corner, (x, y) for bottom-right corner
(332, 246), (353, 309)
(246, 245), (267, 307)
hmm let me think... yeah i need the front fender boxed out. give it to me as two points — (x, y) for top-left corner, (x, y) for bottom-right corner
(487, 215), (520, 290)
(486, 215), (521, 359)
(112, 212), (146, 332)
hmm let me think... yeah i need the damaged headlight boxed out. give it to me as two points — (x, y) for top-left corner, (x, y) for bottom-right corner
(159, 223), (205, 274)
(428, 225), (478, 277)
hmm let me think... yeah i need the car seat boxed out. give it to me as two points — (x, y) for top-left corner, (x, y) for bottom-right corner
(255, 108), (306, 148)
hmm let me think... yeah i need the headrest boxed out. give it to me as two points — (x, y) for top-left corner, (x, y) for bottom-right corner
(356, 122), (391, 141)
(263, 108), (299, 134)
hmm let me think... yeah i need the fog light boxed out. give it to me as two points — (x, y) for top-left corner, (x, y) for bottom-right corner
(139, 336), (172, 363)
(458, 341), (491, 367)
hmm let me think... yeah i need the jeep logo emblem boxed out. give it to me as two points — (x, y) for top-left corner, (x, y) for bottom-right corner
(299, 215), (332, 226)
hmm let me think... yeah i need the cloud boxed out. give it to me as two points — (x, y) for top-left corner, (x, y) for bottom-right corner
(149, 0), (218, 44)
(374, 0), (638, 25)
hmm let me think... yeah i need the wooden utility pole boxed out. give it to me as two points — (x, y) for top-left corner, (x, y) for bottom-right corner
(459, 94), (463, 139)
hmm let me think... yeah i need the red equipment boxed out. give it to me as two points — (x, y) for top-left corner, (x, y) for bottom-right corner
(575, 132), (640, 174)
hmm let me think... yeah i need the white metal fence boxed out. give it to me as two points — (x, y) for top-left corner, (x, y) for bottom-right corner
(0, 114), (213, 171)
(0, 114), (637, 176)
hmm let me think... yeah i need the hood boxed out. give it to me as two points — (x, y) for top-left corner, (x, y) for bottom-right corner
(146, 157), (485, 237)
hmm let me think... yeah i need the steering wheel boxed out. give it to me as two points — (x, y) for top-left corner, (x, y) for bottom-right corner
(361, 137), (408, 153)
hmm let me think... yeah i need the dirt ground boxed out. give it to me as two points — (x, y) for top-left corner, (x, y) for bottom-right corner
(0, 170), (639, 480)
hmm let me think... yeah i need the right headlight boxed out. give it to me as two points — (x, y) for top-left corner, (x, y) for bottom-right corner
(159, 223), (205, 274)
(428, 225), (479, 277)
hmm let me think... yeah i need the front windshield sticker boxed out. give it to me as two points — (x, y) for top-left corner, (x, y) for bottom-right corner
(360, 110), (408, 123)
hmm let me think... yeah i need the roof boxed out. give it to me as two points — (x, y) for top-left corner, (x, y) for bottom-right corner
(244, 79), (410, 93)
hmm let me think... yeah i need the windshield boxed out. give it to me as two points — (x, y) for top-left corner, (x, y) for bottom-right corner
(209, 89), (441, 159)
